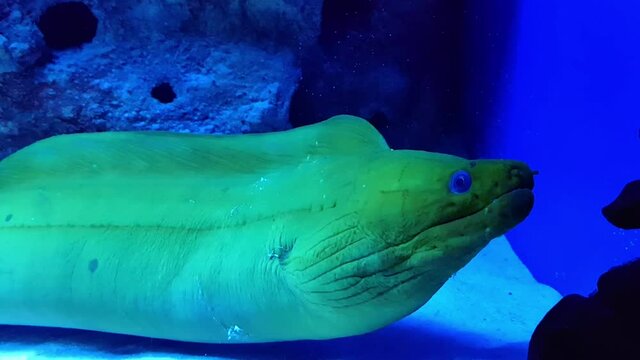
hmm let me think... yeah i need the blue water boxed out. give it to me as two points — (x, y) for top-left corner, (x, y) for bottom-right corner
(485, 0), (640, 296)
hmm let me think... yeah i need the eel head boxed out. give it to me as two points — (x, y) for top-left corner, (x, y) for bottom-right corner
(287, 150), (534, 339)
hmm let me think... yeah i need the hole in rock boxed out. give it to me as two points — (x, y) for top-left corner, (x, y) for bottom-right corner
(151, 82), (177, 104)
(37, 2), (98, 50)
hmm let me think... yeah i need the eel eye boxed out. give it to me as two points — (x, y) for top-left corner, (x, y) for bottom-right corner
(449, 170), (472, 194)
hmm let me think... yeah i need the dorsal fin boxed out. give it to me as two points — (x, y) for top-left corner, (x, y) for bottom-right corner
(0, 115), (389, 186)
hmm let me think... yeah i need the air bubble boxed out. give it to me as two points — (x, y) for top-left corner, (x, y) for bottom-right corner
(227, 325), (246, 341)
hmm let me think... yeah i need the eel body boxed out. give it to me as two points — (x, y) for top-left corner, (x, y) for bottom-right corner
(0, 115), (534, 343)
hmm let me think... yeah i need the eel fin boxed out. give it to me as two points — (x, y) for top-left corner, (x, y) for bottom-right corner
(0, 115), (388, 186)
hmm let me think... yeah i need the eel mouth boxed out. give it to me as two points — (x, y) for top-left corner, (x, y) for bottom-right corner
(374, 187), (535, 301)
(477, 166), (536, 230)
(425, 191), (534, 242)
(484, 187), (535, 230)
(406, 187), (534, 261)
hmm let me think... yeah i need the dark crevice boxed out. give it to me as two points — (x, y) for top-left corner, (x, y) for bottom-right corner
(151, 82), (177, 104)
(37, 2), (98, 50)
(289, 1), (519, 159)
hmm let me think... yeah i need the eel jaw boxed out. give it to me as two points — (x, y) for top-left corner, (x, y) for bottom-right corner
(364, 187), (535, 325)
(402, 186), (534, 289)
(415, 186), (535, 257)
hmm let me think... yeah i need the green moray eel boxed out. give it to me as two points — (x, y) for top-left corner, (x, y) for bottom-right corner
(0, 115), (534, 343)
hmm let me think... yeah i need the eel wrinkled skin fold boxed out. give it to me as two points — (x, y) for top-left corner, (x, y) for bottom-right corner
(0, 115), (534, 343)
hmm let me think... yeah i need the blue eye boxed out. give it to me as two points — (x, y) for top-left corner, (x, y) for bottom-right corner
(449, 170), (472, 194)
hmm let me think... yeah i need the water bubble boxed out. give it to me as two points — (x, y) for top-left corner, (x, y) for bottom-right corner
(227, 325), (246, 341)
(230, 206), (239, 217)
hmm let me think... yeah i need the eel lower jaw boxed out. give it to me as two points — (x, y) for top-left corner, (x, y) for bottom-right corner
(430, 186), (534, 235)
(462, 187), (535, 240)
(409, 187), (534, 261)
(488, 188), (535, 230)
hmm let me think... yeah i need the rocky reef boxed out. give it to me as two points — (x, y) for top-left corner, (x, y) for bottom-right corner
(0, 0), (516, 159)
(0, 0), (323, 157)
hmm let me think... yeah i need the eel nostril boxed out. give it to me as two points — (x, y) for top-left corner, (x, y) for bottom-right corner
(509, 166), (535, 190)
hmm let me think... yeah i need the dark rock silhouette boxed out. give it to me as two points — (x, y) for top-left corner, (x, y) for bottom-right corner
(529, 258), (640, 359)
(602, 180), (640, 230)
